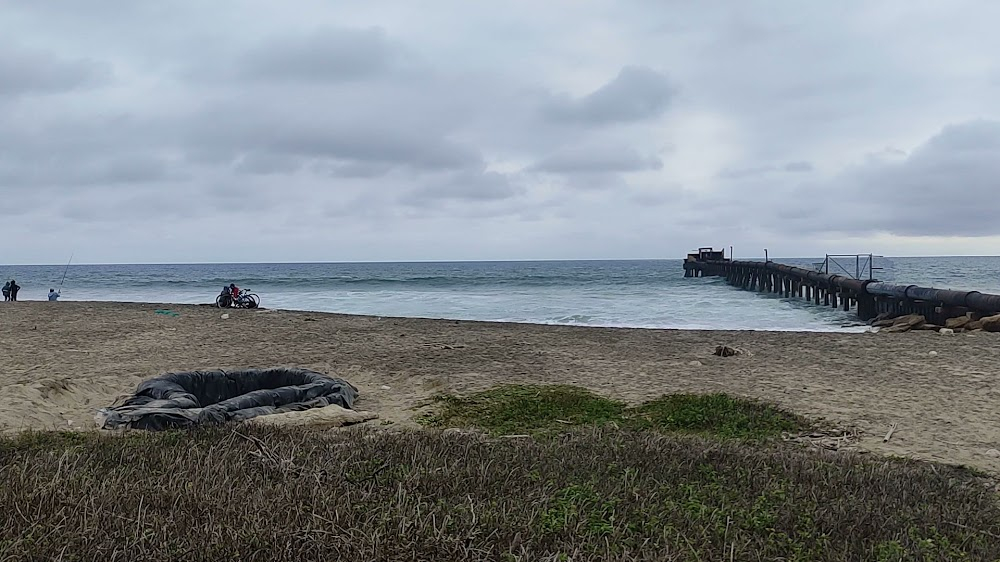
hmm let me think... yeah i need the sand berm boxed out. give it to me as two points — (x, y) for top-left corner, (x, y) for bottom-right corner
(2, 301), (999, 473)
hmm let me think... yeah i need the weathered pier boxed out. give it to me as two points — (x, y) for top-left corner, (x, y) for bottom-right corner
(683, 248), (1000, 327)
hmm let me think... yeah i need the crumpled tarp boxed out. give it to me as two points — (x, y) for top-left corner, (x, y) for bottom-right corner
(97, 368), (358, 431)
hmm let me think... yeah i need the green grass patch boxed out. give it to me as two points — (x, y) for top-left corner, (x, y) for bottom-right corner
(630, 393), (803, 439)
(421, 384), (806, 439)
(421, 384), (626, 435)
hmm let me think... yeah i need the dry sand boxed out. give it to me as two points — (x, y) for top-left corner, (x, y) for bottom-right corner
(1, 301), (999, 472)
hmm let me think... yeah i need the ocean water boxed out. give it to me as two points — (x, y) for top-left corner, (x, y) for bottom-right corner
(2, 257), (999, 332)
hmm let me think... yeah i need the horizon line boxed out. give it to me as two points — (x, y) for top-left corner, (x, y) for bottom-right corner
(2, 254), (1000, 267)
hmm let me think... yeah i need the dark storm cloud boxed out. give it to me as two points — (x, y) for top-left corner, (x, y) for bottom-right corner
(529, 144), (663, 174)
(542, 66), (675, 125)
(0, 44), (112, 96)
(234, 27), (401, 82)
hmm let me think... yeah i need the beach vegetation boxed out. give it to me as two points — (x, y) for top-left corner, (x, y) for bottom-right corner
(420, 384), (627, 435)
(1, 425), (998, 560)
(420, 384), (805, 439)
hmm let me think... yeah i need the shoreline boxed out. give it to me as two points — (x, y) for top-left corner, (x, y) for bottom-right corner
(1, 301), (998, 473)
(6, 298), (872, 334)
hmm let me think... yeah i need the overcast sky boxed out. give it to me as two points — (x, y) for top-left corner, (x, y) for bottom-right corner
(3, 1), (1000, 264)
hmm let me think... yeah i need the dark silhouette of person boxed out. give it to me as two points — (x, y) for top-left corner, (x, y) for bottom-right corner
(2, 280), (9, 301)
(9, 280), (19, 301)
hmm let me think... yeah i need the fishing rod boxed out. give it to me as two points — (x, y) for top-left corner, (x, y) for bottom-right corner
(59, 252), (74, 292)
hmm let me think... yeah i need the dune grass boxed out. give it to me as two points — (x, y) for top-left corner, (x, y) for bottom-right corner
(1, 424), (999, 561)
(2, 386), (998, 560)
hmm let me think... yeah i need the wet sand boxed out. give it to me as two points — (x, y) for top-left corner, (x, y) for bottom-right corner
(1, 301), (999, 472)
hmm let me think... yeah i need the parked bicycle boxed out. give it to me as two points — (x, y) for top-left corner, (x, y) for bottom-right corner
(216, 286), (260, 309)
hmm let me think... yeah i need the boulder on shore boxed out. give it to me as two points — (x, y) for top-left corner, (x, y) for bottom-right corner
(893, 314), (926, 327)
(869, 312), (897, 325)
(980, 314), (1000, 332)
(879, 314), (926, 333)
(945, 316), (972, 330)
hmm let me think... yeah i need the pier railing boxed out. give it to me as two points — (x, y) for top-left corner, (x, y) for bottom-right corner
(684, 255), (1000, 324)
(819, 254), (879, 280)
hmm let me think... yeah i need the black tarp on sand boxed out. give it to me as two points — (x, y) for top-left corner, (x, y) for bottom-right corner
(98, 368), (358, 430)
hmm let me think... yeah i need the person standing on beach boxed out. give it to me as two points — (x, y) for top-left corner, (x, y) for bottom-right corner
(48, 289), (60, 301)
(2, 281), (9, 301)
(9, 280), (19, 301)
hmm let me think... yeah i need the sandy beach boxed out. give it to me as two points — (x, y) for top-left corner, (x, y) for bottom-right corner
(1, 301), (999, 472)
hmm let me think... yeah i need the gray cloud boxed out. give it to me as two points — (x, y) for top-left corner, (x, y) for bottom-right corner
(234, 27), (401, 82)
(318, 161), (395, 179)
(0, 113), (152, 162)
(718, 120), (1000, 239)
(233, 153), (303, 176)
(784, 161), (813, 173)
(0, 153), (178, 188)
(629, 185), (685, 207)
(529, 144), (663, 174)
(718, 160), (814, 179)
(0, 44), (112, 96)
(56, 189), (193, 222)
(553, 171), (629, 192)
(404, 171), (522, 205)
(180, 95), (485, 173)
(542, 66), (675, 125)
(716, 165), (774, 180)
(0, 109), (181, 192)
(4, 2), (1000, 263)
(834, 120), (1000, 236)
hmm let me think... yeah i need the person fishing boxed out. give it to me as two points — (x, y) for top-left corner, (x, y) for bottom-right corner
(9, 280), (19, 301)
(2, 280), (9, 301)
(56, 253), (73, 299)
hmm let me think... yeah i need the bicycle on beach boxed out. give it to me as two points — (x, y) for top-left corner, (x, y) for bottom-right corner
(216, 288), (260, 309)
